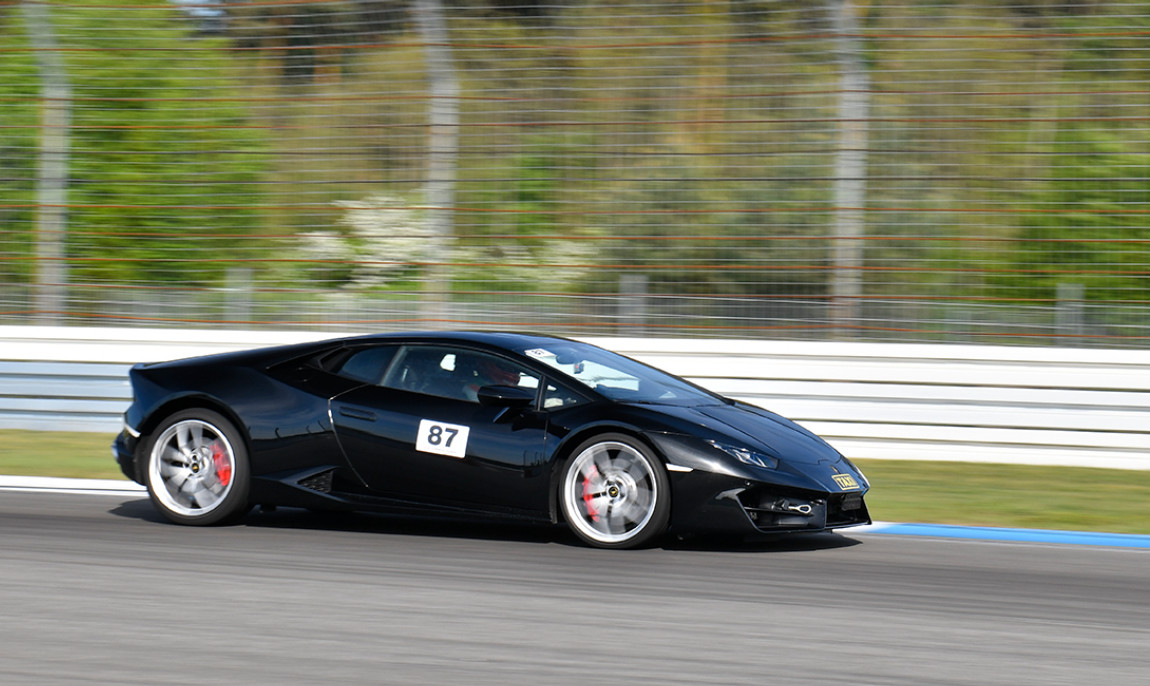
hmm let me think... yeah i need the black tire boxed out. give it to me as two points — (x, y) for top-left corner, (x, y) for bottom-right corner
(559, 433), (671, 549)
(142, 409), (251, 526)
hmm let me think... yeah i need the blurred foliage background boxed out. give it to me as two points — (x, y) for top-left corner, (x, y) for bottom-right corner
(3, 0), (1150, 344)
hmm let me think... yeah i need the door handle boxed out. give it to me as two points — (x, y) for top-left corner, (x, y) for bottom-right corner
(338, 406), (377, 422)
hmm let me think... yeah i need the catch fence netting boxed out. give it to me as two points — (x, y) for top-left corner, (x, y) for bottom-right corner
(4, 0), (1150, 345)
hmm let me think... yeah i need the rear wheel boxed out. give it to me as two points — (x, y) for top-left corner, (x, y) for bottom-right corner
(560, 433), (670, 549)
(143, 409), (251, 526)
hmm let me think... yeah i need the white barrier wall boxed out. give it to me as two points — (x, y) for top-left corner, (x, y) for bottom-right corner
(3, 326), (1149, 470)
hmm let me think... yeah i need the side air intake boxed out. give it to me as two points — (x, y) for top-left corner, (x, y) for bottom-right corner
(298, 469), (335, 494)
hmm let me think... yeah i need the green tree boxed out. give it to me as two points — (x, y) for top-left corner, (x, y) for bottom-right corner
(0, 8), (41, 292)
(61, 4), (268, 289)
(2, 2), (269, 303)
(996, 125), (1150, 304)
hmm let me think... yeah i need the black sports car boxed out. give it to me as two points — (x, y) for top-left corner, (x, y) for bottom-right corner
(113, 332), (870, 548)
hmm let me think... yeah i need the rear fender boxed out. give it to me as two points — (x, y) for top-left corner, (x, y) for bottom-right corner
(129, 394), (250, 483)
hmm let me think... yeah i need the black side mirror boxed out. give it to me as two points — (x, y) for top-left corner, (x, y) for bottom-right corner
(477, 385), (535, 408)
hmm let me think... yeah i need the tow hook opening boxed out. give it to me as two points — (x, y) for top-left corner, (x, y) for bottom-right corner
(735, 489), (828, 531)
(757, 497), (815, 516)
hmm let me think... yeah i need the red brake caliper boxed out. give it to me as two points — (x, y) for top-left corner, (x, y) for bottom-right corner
(212, 442), (232, 486)
(582, 466), (600, 522)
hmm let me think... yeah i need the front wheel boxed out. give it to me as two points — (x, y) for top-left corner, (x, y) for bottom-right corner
(559, 433), (670, 549)
(143, 409), (251, 526)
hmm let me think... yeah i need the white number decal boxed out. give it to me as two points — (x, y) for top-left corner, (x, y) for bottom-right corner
(416, 419), (469, 459)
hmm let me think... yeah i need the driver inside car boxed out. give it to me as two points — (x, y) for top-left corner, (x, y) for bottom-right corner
(463, 356), (522, 402)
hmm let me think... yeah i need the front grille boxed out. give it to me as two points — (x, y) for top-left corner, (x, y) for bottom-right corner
(733, 486), (870, 532)
(737, 487), (825, 532)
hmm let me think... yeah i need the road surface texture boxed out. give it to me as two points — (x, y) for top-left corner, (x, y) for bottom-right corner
(1, 491), (1146, 685)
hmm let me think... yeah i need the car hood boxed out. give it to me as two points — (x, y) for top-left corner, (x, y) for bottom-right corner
(635, 401), (841, 465)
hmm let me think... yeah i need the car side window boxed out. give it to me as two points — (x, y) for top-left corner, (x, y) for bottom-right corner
(336, 346), (399, 385)
(543, 381), (587, 409)
(382, 346), (539, 404)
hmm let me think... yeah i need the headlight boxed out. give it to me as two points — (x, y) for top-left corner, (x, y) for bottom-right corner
(707, 440), (778, 470)
(840, 455), (869, 488)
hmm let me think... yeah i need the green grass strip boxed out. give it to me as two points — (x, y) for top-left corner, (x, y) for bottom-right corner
(2, 431), (1147, 534)
(856, 459), (1150, 535)
(0, 431), (124, 479)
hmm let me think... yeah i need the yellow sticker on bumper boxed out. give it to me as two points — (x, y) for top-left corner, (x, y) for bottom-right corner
(832, 473), (860, 491)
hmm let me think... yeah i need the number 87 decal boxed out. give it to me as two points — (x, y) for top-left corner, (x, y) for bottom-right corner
(416, 419), (470, 459)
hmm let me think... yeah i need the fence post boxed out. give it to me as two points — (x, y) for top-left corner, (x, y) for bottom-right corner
(618, 273), (648, 335)
(22, 0), (72, 324)
(224, 268), (254, 324)
(1057, 282), (1086, 341)
(828, 0), (870, 338)
(413, 0), (459, 329)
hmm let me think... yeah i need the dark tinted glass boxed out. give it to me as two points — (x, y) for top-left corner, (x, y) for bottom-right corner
(337, 346), (399, 385)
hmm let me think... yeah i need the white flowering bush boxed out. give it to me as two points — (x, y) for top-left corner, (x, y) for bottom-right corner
(300, 194), (437, 289)
(301, 192), (600, 292)
(453, 239), (600, 291)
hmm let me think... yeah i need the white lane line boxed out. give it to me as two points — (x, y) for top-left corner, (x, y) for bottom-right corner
(0, 475), (146, 496)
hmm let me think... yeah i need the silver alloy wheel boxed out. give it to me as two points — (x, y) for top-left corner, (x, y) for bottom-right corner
(148, 418), (236, 517)
(563, 440), (659, 545)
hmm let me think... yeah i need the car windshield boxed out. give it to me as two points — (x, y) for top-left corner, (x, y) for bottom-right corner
(519, 341), (719, 404)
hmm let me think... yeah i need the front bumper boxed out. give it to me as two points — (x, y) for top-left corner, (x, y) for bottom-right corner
(669, 470), (871, 536)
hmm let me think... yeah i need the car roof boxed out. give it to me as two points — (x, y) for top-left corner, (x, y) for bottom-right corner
(140, 331), (586, 372)
(348, 330), (580, 352)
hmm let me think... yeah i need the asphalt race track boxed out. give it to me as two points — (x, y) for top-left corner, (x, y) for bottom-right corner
(1, 490), (1146, 685)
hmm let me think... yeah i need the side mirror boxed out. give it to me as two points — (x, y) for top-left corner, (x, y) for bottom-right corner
(477, 385), (535, 408)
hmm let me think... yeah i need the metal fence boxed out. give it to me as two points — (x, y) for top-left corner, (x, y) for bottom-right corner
(4, 1), (1150, 345)
(5, 326), (1149, 470)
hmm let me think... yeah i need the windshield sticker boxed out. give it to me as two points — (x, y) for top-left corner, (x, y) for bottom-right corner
(524, 348), (553, 359)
